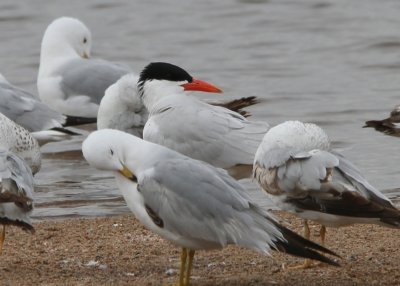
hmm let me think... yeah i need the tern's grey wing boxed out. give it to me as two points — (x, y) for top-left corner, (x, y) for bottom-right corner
(58, 59), (130, 104)
(0, 82), (65, 131)
(145, 100), (269, 168)
(138, 157), (281, 249)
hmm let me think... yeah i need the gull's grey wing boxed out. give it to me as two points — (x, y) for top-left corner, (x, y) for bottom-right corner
(331, 151), (394, 207)
(137, 157), (282, 250)
(255, 147), (400, 225)
(0, 81), (65, 131)
(0, 148), (34, 232)
(58, 58), (130, 104)
(0, 149), (34, 204)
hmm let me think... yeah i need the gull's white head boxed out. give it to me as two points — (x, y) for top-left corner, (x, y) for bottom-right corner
(137, 62), (222, 110)
(40, 17), (92, 62)
(82, 129), (151, 181)
(82, 129), (126, 173)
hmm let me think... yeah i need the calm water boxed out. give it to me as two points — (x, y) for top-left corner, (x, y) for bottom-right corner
(0, 0), (399, 219)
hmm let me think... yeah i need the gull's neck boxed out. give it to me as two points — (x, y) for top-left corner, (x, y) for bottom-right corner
(38, 37), (81, 78)
(120, 133), (171, 176)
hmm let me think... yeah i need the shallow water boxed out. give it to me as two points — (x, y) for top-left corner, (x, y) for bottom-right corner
(0, 0), (399, 219)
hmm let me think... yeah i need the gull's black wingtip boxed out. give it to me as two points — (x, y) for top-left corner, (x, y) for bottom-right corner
(63, 115), (97, 127)
(272, 222), (341, 267)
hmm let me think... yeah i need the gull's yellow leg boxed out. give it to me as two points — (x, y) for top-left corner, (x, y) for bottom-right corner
(320, 225), (326, 246)
(179, 248), (188, 286)
(287, 220), (313, 269)
(0, 225), (5, 255)
(184, 250), (195, 286)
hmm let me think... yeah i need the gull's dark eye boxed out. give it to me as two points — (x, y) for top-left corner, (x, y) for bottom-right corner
(110, 149), (114, 156)
(83, 37), (87, 44)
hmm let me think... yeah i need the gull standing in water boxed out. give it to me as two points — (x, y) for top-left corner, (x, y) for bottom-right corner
(37, 17), (131, 121)
(83, 129), (339, 286)
(0, 113), (39, 252)
(364, 104), (400, 137)
(136, 62), (269, 179)
(97, 73), (259, 138)
(253, 120), (400, 268)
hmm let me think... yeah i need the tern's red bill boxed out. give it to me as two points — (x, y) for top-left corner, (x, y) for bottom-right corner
(181, 79), (222, 93)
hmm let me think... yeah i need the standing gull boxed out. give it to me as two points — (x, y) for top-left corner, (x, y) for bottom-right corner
(37, 17), (131, 120)
(253, 120), (400, 268)
(364, 104), (400, 137)
(97, 73), (259, 138)
(138, 62), (269, 179)
(83, 129), (339, 286)
(0, 112), (39, 252)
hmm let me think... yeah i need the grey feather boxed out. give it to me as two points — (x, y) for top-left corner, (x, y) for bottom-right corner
(0, 148), (34, 231)
(0, 81), (65, 132)
(145, 99), (269, 169)
(58, 59), (130, 104)
(138, 156), (282, 250)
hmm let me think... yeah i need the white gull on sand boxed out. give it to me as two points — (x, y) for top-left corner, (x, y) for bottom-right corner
(83, 129), (338, 286)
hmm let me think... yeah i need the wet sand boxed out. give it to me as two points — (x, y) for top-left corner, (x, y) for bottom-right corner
(0, 211), (398, 286)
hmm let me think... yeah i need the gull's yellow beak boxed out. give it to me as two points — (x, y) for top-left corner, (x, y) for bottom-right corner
(119, 165), (137, 182)
(82, 52), (90, 59)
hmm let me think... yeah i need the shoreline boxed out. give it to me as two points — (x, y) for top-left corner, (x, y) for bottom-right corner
(0, 211), (399, 285)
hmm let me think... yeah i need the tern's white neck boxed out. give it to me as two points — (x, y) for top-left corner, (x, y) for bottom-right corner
(141, 80), (186, 112)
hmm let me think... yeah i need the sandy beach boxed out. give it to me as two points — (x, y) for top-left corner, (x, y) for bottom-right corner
(0, 211), (398, 286)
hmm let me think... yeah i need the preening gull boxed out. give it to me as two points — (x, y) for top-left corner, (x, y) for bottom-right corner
(137, 62), (269, 179)
(0, 112), (39, 252)
(82, 129), (339, 285)
(253, 120), (400, 268)
(37, 17), (131, 119)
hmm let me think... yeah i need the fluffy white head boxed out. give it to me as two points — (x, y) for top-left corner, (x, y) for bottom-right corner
(260, 121), (330, 153)
(39, 17), (92, 74)
(97, 73), (146, 132)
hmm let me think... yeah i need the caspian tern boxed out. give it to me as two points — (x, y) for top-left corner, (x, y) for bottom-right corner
(364, 104), (400, 137)
(136, 62), (269, 179)
(253, 120), (400, 268)
(83, 129), (339, 286)
(97, 73), (260, 139)
(0, 112), (39, 252)
(37, 17), (131, 121)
